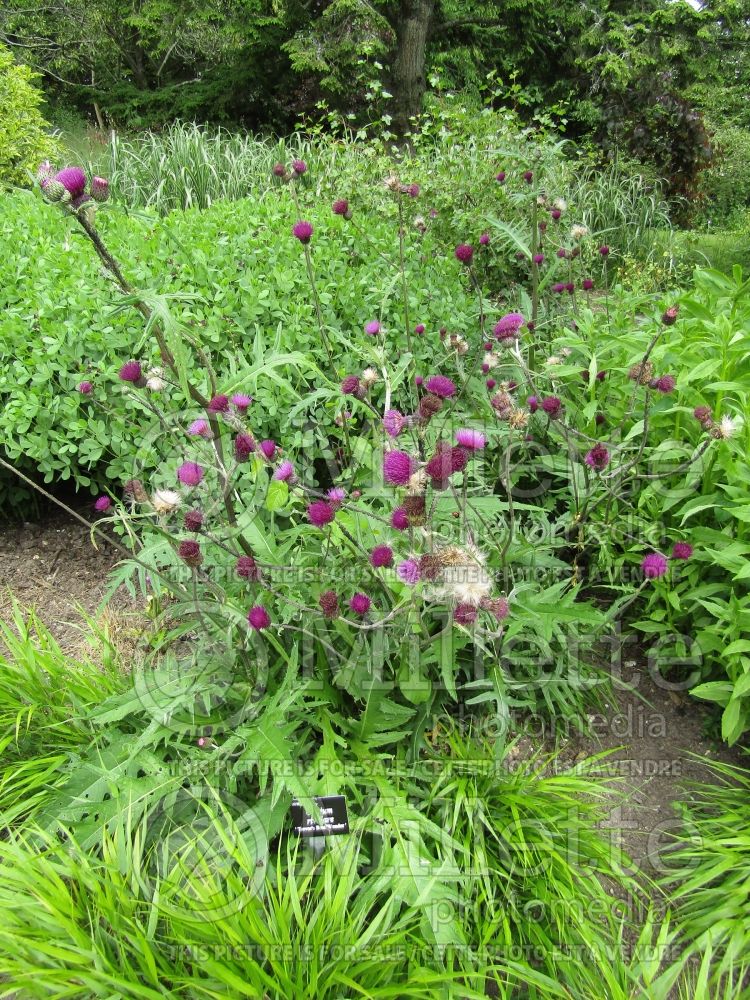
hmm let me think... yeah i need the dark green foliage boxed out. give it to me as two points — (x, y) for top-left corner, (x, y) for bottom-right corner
(0, 43), (60, 186)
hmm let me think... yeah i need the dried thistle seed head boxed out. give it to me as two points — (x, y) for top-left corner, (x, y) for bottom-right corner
(628, 360), (654, 385)
(713, 415), (741, 439)
(435, 546), (467, 567)
(406, 469), (428, 495)
(360, 367), (379, 388)
(384, 174), (402, 192)
(509, 408), (529, 429)
(152, 489), (182, 515)
(570, 224), (588, 240)
(145, 367), (167, 392)
(436, 544), (493, 607)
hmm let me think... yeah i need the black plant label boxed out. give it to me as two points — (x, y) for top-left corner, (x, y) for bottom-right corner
(291, 795), (349, 837)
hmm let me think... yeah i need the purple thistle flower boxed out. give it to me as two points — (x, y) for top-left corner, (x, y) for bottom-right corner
(178, 539), (202, 568)
(551, 209), (562, 220)
(496, 171), (506, 183)
(541, 396), (563, 419)
(407, 183), (420, 197)
(556, 248), (567, 259)
(383, 450), (414, 485)
(493, 313), (525, 340)
(455, 243), (474, 264)
(455, 428), (485, 450)
(188, 418), (212, 439)
(119, 360), (142, 383)
(292, 221), (313, 244)
(383, 409), (406, 438)
(552, 282), (566, 294)
(259, 440), (277, 460)
(184, 510), (203, 532)
(307, 501), (335, 527)
(599, 245), (610, 256)
(425, 443), (453, 483)
(425, 375), (456, 398)
(642, 553), (668, 579)
(231, 393), (253, 411)
(273, 460), (295, 482)
(532, 253), (544, 265)
(247, 605), (271, 630)
(672, 542), (693, 560)
(236, 555), (260, 580)
(482, 597), (509, 622)
(177, 461), (204, 487)
(77, 380), (93, 395)
(349, 592), (371, 616)
(414, 323), (425, 335)
(528, 396), (539, 413)
(486, 378), (496, 390)
(595, 413), (605, 426)
(391, 507), (409, 531)
(662, 306), (680, 326)
(365, 320), (381, 336)
(370, 545), (394, 568)
(454, 604), (478, 626)
(450, 446), (468, 473)
(90, 176), (109, 203)
(327, 487), (346, 508)
(479, 232), (490, 246)
(292, 159), (307, 175)
(332, 198), (349, 216)
(94, 496), (111, 512)
(656, 375), (676, 394)
(522, 171), (534, 183)
(582, 278), (594, 291)
(341, 375), (362, 397)
(206, 394), (229, 413)
(694, 405), (712, 422)
(565, 282), (575, 293)
(234, 433), (255, 461)
(397, 559), (421, 585)
(272, 162), (286, 177)
(55, 166), (86, 198)
(414, 375), (424, 387)
(585, 444), (610, 470)
(319, 590), (339, 618)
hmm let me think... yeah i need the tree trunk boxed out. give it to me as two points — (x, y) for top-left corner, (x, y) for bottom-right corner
(391, 0), (434, 138)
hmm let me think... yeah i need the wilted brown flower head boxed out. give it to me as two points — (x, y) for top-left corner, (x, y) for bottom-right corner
(628, 360), (654, 385)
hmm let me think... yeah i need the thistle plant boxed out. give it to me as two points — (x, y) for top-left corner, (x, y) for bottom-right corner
(25, 158), (743, 753)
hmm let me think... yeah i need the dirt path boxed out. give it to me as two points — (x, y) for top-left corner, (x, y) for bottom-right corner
(0, 505), (127, 652)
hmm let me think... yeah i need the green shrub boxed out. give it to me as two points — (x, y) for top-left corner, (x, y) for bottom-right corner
(0, 187), (483, 505)
(698, 124), (750, 227)
(0, 44), (59, 188)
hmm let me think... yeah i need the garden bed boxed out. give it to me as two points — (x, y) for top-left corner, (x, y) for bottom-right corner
(3, 504), (743, 876)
